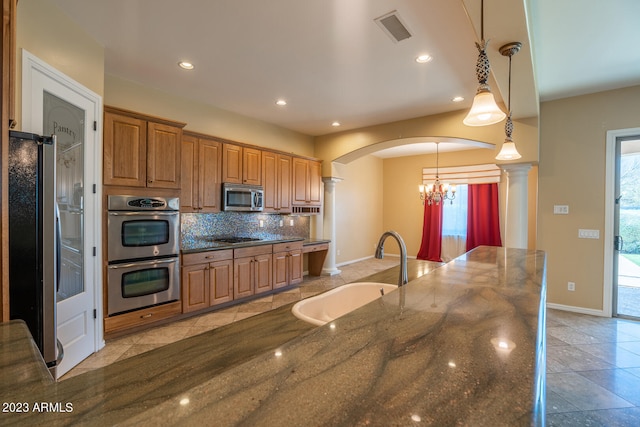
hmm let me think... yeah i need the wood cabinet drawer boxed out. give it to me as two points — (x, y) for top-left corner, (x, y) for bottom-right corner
(182, 249), (233, 266)
(234, 245), (272, 258)
(303, 243), (329, 253)
(273, 241), (303, 253)
(104, 301), (181, 335)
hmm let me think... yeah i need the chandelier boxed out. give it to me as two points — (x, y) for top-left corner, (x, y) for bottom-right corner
(463, 0), (506, 127)
(419, 143), (456, 205)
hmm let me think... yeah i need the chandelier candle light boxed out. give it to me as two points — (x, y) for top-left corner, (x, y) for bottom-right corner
(463, 0), (506, 126)
(495, 41), (523, 161)
(419, 143), (456, 205)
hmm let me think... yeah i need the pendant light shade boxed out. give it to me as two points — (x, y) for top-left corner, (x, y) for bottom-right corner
(463, 84), (506, 126)
(495, 141), (521, 160)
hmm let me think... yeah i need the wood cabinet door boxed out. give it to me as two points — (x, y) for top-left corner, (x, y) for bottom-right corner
(103, 112), (147, 187)
(273, 251), (289, 289)
(254, 254), (273, 294)
(222, 143), (242, 183)
(147, 121), (182, 189)
(261, 151), (278, 213)
(182, 264), (209, 313)
(309, 160), (322, 204)
(243, 147), (262, 185)
(209, 259), (233, 305)
(277, 154), (292, 213)
(292, 157), (309, 204)
(199, 138), (222, 212)
(233, 256), (254, 299)
(289, 249), (304, 285)
(180, 134), (198, 212)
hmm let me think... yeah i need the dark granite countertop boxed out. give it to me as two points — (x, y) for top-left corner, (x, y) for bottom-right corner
(181, 236), (307, 254)
(0, 246), (546, 426)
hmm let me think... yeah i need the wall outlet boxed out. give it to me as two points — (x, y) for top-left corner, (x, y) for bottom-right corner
(568, 281), (575, 291)
(289, 219), (294, 226)
(337, 249), (341, 256)
(554, 205), (569, 215)
(259, 220), (264, 228)
(279, 219), (283, 227)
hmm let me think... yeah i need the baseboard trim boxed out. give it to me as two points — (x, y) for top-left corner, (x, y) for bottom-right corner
(546, 303), (609, 318)
(336, 255), (374, 267)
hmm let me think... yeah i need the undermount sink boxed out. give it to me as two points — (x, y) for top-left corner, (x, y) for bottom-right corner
(292, 282), (397, 326)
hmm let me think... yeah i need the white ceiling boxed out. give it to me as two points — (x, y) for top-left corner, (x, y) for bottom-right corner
(48, 0), (640, 157)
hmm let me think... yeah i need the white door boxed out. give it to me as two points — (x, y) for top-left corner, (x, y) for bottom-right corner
(22, 50), (103, 378)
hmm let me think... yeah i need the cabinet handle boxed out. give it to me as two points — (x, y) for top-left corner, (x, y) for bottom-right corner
(140, 313), (153, 319)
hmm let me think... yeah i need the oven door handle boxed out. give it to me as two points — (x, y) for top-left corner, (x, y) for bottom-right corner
(108, 211), (178, 216)
(108, 257), (178, 269)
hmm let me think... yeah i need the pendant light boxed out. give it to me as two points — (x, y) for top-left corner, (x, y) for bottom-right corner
(495, 42), (522, 161)
(463, 0), (506, 127)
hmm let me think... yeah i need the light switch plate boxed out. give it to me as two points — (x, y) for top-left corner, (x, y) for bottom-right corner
(578, 229), (600, 239)
(554, 205), (569, 214)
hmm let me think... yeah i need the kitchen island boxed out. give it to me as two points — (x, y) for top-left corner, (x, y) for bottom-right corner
(1, 246), (545, 426)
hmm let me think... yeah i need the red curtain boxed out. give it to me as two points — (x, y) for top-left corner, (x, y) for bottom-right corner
(466, 183), (502, 251)
(417, 201), (443, 262)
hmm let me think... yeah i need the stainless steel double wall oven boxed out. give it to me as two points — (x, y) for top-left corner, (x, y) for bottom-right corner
(107, 195), (180, 316)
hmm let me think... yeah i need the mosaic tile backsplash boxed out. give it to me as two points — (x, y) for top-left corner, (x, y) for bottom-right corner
(181, 212), (310, 246)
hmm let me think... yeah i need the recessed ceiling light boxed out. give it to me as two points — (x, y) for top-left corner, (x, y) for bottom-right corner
(331, 121), (341, 127)
(415, 54), (433, 63)
(452, 96), (465, 102)
(275, 99), (287, 106)
(178, 61), (194, 70)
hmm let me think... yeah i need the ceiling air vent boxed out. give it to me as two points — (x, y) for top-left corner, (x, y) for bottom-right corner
(374, 11), (412, 43)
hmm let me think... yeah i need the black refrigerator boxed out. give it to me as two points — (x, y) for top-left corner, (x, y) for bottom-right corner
(8, 130), (62, 374)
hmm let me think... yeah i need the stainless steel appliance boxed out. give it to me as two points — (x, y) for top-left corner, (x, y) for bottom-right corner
(107, 195), (180, 261)
(107, 195), (180, 316)
(8, 130), (63, 374)
(222, 183), (264, 212)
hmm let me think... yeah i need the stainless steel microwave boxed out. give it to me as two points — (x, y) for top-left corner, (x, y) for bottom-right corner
(222, 183), (264, 212)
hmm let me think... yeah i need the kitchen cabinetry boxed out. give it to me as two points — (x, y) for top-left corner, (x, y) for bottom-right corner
(262, 151), (292, 213)
(103, 107), (185, 189)
(292, 157), (322, 213)
(181, 250), (234, 313)
(181, 132), (222, 213)
(222, 143), (261, 185)
(273, 241), (303, 289)
(234, 245), (272, 298)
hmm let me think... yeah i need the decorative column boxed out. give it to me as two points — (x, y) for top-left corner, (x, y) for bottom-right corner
(322, 177), (342, 275)
(500, 163), (531, 249)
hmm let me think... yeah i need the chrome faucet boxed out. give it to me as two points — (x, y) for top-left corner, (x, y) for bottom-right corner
(374, 231), (408, 286)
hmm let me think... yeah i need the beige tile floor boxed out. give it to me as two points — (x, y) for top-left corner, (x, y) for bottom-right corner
(546, 309), (640, 425)
(60, 258), (640, 425)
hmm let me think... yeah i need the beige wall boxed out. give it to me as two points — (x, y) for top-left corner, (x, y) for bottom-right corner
(334, 155), (384, 265)
(105, 75), (314, 156)
(538, 85), (640, 312)
(16, 0), (105, 128)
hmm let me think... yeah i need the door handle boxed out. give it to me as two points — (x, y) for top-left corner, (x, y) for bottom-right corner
(615, 235), (624, 251)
